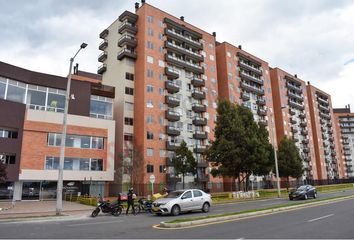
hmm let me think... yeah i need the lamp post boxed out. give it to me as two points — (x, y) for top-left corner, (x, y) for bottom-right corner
(270, 106), (286, 198)
(56, 43), (87, 215)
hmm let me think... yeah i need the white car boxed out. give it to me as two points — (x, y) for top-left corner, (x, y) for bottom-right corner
(152, 189), (212, 216)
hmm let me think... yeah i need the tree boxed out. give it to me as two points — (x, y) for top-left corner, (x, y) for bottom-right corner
(0, 161), (6, 184)
(206, 100), (273, 191)
(277, 137), (304, 190)
(172, 140), (197, 189)
(118, 146), (144, 189)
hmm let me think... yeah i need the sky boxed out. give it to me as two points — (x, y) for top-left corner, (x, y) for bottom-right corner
(0, 0), (354, 109)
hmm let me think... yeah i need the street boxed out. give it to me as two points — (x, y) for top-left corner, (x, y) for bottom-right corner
(0, 189), (353, 239)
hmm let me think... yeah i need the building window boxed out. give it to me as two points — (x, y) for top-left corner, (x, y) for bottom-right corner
(147, 28), (154, 36)
(124, 102), (134, 111)
(90, 95), (113, 119)
(0, 77), (7, 99)
(147, 131), (154, 140)
(147, 164), (154, 173)
(147, 15), (154, 23)
(147, 56), (154, 64)
(0, 128), (18, 139)
(187, 124), (193, 132)
(159, 73), (164, 81)
(159, 117), (164, 125)
(0, 154), (16, 164)
(158, 60), (165, 67)
(124, 117), (134, 126)
(159, 102), (165, 110)
(159, 46), (164, 53)
(125, 72), (134, 81)
(48, 133), (104, 149)
(147, 100), (154, 108)
(147, 41), (154, 50)
(147, 85), (154, 93)
(159, 33), (164, 40)
(209, 55), (215, 61)
(159, 133), (165, 140)
(159, 150), (166, 157)
(159, 88), (164, 95)
(159, 165), (166, 173)
(125, 87), (134, 95)
(45, 156), (103, 171)
(147, 69), (153, 78)
(147, 148), (154, 157)
(147, 115), (153, 124)
(124, 134), (133, 141)
(227, 51), (231, 57)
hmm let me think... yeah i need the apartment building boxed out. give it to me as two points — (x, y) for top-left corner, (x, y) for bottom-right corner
(0, 61), (115, 200)
(269, 68), (316, 180)
(307, 84), (343, 180)
(98, 1), (220, 194)
(333, 105), (354, 178)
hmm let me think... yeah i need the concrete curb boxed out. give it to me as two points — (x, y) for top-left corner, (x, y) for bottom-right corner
(159, 195), (354, 228)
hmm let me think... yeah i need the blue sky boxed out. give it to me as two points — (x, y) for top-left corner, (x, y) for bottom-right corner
(0, 0), (354, 108)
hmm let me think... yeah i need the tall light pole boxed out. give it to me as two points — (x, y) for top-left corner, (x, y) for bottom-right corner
(270, 106), (286, 198)
(56, 43), (87, 215)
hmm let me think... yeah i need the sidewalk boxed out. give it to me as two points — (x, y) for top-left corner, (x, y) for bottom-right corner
(0, 201), (93, 219)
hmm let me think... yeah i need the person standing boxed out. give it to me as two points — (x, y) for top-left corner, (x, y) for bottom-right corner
(126, 188), (136, 215)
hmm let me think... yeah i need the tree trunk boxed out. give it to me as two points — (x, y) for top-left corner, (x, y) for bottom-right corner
(237, 176), (241, 191)
(182, 173), (185, 189)
(286, 176), (290, 192)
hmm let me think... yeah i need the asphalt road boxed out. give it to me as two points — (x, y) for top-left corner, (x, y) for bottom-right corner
(0, 189), (354, 239)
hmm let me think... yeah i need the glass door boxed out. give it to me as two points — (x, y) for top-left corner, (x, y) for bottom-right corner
(22, 182), (40, 200)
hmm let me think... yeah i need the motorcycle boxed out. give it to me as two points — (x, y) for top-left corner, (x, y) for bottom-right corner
(91, 199), (122, 217)
(136, 198), (153, 214)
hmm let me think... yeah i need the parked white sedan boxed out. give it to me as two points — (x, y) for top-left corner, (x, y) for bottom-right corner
(152, 189), (212, 216)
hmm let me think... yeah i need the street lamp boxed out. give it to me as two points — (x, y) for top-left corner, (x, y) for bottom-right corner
(270, 106), (286, 198)
(56, 43), (87, 215)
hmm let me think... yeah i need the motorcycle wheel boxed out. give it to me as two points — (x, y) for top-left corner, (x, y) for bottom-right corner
(112, 206), (122, 217)
(133, 205), (140, 215)
(91, 208), (100, 217)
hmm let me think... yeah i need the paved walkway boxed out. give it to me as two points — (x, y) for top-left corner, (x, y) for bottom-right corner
(0, 201), (93, 219)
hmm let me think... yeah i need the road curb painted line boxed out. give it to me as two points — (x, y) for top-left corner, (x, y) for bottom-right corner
(158, 195), (354, 229)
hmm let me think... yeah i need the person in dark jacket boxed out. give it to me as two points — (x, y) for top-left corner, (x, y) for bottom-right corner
(126, 188), (136, 215)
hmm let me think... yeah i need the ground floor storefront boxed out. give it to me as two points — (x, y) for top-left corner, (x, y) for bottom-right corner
(0, 181), (107, 201)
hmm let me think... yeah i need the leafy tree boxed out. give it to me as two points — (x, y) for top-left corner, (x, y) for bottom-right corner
(277, 137), (304, 190)
(0, 161), (6, 184)
(118, 146), (144, 188)
(206, 100), (273, 191)
(172, 140), (197, 189)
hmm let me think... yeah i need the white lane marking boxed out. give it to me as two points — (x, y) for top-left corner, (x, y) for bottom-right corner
(68, 219), (123, 227)
(307, 214), (334, 222)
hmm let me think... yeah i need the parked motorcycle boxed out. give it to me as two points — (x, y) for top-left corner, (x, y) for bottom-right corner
(136, 198), (153, 213)
(91, 199), (122, 217)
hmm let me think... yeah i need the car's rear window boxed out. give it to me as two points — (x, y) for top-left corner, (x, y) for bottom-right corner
(193, 190), (203, 197)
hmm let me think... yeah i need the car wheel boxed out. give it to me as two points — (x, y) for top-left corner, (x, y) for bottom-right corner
(202, 202), (210, 213)
(304, 194), (308, 200)
(171, 205), (180, 216)
(314, 192), (317, 199)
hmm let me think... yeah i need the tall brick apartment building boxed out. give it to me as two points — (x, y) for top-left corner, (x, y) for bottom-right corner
(0, 61), (115, 200)
(98, 2), (221, 194)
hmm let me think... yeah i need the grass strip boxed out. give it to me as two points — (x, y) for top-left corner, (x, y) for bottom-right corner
(166, 195), (353, 224)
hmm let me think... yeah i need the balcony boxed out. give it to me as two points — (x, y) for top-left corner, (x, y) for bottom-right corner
(327, 121), (332, 127)
(328, 129), (333, 134)
(165, 67), (179, 79)
(289, 108), (296, 115)
(330, 144), (335, 149)
(342, 135), (349, 140)
(165, 110), (180, 122)
(292, 127), (298, 133)
(290, 117), (297, 124)
(193, 117), (207, 126)
(193, 145), (207, 154)
(99, 29), (109, 39)
(192, 89), (206, 100)
(257, 98), (266, 106)
(164, 41), (204, 62)
(322, 133), (328, 140)
(331, 152), (336, 157)
(166, 174), (181, 183)
(118, 10), (138, 23)
(320, 119), (326, 125)
(302, 139), (309, 144)
(286, 82), (302, 93)
(324, 150), (329, 155)
(305, 165), (312, 171)
(344, 145), (350, 150)
(166, 126), (181, 136)
(165, 54), (204, 74)
(240, 71), (264, 85)
(288, 99), (304, 110)
(258, 119), (268, 126)
(323, 142), (329, 147)
(303, 156), (311, 162)
(240, 82), (265, 95)
(325, 157), (331, 163)
(97, 64), (107, 74)
(166, 141), (180, 151)
(293, 136), (299, 142)
(345, 156), (352, 162)
(241, 92), (251, 101)
(329, 137), (334, 142)
(99, 39), (108, 50)
(193, 131), (208, 139)
(319, 112), (331, 120)
(166, 158), (174, 166)
(300, 121), (307, 127)
(318, 104), (330, 113)
(238, 60), (262, 75)
(344, 151), (351, 156)
(197, 161), (209, 168)
(317, 96), (329, 106)
(299, 112), (306, 119)
(118, 21), (137, 35)
(301, 129), (308, 135)
(191, 77), (205, 87)
(257, 108), (267, 116)
(192, 103), (207, 113)
(164, 28), (203, 50)
(98, 51), (107, 62)
(118, 34), (137, 48)
(288, 91), (304, 101)
(117, 48), (137, 60)
(165, 95), (180, 107)
(165, 81), (180, 94)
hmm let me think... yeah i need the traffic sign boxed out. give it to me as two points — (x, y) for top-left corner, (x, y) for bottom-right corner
(149, 174), (156, 183)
